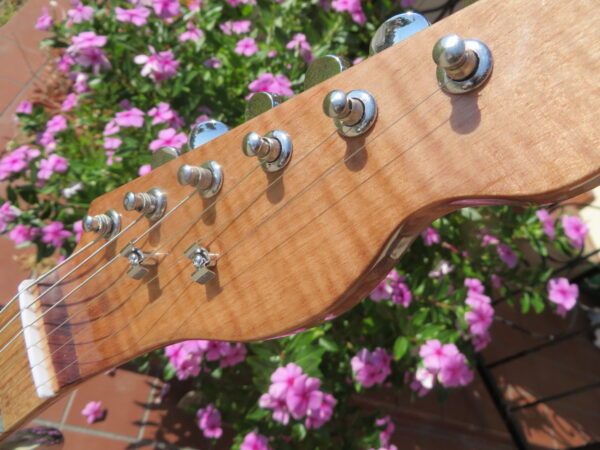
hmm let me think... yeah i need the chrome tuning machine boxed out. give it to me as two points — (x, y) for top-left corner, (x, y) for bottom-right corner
(322, 90), (377, 137)
(432, 34), (493, 94)
(82, 209), (121, 239)
(185, 244), (219, 284)
(242, 130), (293, 172)
(177, 161), (223, 198)
(245, 92), (286, 120)
(123, 188), (167, 221)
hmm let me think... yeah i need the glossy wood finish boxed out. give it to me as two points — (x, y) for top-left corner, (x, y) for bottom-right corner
(1, 0), (599, 437)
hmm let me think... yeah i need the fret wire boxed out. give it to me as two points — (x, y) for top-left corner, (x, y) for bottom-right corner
(13, 87), (443, 398)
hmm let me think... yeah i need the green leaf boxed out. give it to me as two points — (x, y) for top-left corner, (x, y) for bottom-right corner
(318, 336), (339, 353)
(531, 292), (545, 314)
(412, 308), (428, 327)
(392, 337), (409, 361)
(520, 293), (531, 314)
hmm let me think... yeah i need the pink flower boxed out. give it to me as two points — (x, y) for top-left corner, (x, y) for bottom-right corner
(465, 291), (491, 309)
(188, 0), (202, 11)
(437, 353), (473, 387)
(547, 277), (578, 313)
(115, 108), (145, 128)
(351, 348), (391, 388)
(196, 404), (222, 439)
(149, 128), (187, 152)
(241, 431), (270, 450)
(419, 340), (458, 373)
(138, 164), (152, 176)
(390, 275), (412, 307)
(472, 332), (491, 351)
(0, 202), (21, 233)
(16, 100), (33, 115)
(219, 343), (247, 368)
(421, 227), (440, 246)
(259, 392), (290, 425)
(464, 278), (484, 295)
(370, 269), (397, 301)
(75, 47), (111, 73)
(197, 340), (229, 361)
(331, 0), (366, 25)
(0, 145), (39, 179)
(115, 6), (150, 26)
(249, 73), (293, 97)
(465, 303), (494, 336)
(57, 53), (75, 73)
(179, 22), (204, 42)
(204, 57), (222, 69)
(226, 0), (256, 6)
(61, 93), (78, 112)
(409, 367), (435, 397)
(497, 243), (518, 269)
(35, 8), (53, 31)
(220, 19), (251, 35)
(164, 340), (204, 380)
(152, 0), (180, 18)
(41, 221), (72, 248)
(536, 209), (556, 239)
(134, 47), (179, 82)
(73, 72), (89, 93)
(38, 154), (69, 181)
(147, 102), (175, 125)
(9, 224), (37, 245)
(481, 233), (499, 246)
(103, 136), (122, 150)
(235, 37), (258, 56)
(561, 215), (588, 249)
(375, 416), (395, 447)
(67, 1), (94, 24)
(269, 363), (303, 398)
(286, 375), (322, 419)
(305, 392), (335, 429)
(103, 120), (119, 136)
(69, 31), (107, 52)
(286, 33), (313, 63)
(46, 115), (68, 134)
(81, 400), (104, 424)
(73, 220), (83, 242)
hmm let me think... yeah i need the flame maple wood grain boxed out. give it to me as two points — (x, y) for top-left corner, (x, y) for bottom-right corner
(1, 0), (599, 437)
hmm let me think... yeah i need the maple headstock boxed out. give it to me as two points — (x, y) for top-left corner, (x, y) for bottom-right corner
(1, 0), (598, 438)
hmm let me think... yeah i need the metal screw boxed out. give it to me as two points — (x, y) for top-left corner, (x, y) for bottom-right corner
(322, 90), (364, 126)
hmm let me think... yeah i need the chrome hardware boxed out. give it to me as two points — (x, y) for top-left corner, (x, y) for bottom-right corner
(370, 12), (430, 55)
(120, 244), (152, 280)
(151, 146), (181, 169)
(188, 120), (229, 150)
(242, 130), (293, 172)
(177, 160), (223, 198)
(123, 188), (167, 221)
(304, 55), (350, 90)
(432, 34), (493, 94)
(184, 244), (218, 284)
(245, 92), (286, 121)
(323, 89), (377, 137)
(82, 209), (121, 239)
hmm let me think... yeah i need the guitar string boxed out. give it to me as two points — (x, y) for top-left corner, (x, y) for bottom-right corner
(13, 86), (445, 396)
(0, 237), (101, 316)
(0, 219), (142, 342)
(0, 126), (342, 385)
(0, 189), (202, 356)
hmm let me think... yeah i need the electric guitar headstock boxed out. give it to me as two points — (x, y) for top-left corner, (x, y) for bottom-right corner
(1, 0), (598, 439)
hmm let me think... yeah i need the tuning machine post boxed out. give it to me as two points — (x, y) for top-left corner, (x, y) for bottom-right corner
(322, 89), (377, 137)
(82, 209), (121, 239)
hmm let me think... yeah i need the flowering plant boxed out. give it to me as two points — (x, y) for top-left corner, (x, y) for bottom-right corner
(1, 0), (592, 448)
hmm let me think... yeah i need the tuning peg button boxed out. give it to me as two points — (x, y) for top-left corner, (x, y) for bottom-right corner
(323, 90), (377, 137)
(245, 92), (286, 120)
(177, 161), (223, 198)
(432, 34), (493, 94)
(151, 146), (181, 169)
(304, 55), (350, 90)
(83, 209), (121, 239)
(370, 12), (430, 55)
(123, 188), (167, 221)
(242, 130), (293, 172)
(188, 120), (229, 150)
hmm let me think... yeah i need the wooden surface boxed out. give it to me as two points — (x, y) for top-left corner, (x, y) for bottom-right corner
(1, 0), (599, 437)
